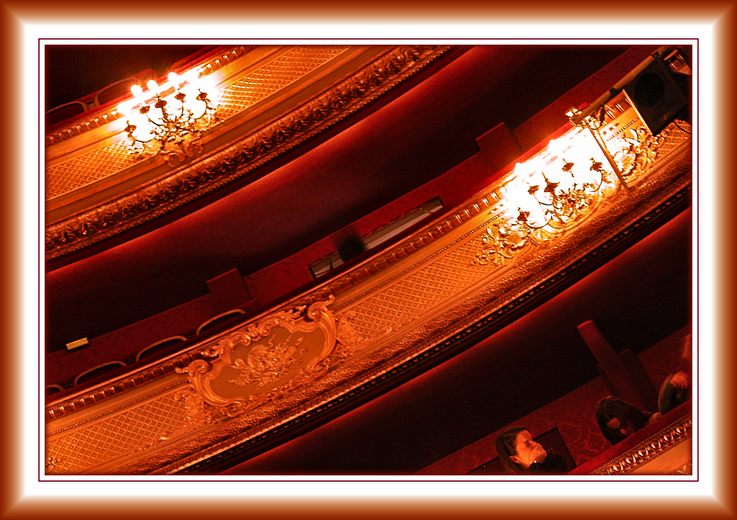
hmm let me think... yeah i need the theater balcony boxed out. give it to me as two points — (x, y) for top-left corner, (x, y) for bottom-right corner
(44, 43), (692, 475)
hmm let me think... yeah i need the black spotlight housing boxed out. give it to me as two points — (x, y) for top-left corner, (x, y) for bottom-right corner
(623, 56), (689, 136)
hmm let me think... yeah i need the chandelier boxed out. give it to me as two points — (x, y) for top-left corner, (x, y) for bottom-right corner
(117, 69), (219, 166)
(473, 89), (671, 268)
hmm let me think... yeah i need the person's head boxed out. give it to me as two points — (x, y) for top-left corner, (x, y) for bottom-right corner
(595, 396), (653, 445)
(658, 371), (690, 415)
(495, 427), (548, 473)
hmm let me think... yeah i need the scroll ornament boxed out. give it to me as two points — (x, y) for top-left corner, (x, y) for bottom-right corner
(176, 297), (337, 416)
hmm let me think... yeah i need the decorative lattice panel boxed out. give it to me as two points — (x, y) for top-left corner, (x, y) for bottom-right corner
(46, 141), (137, 199)
(216, 46), (349, 120)
(345, 233), (497, 341)
(47, 389), (187, 474)
(45, 46), (350, 200)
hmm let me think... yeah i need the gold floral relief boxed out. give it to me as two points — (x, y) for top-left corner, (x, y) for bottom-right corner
(176, 297), (337, 414)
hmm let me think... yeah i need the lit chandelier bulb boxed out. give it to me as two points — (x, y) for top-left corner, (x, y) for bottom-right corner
(121, 66), (219, 164)
(130, 84), (144, 99)
(146, 80), (160, 97)
(167, 72), (183, 88)
(183, 68), (200, 85)
(546, 137), (566, 157)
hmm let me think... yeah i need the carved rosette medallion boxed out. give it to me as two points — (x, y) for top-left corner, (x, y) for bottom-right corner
(176, 297), (337, 416)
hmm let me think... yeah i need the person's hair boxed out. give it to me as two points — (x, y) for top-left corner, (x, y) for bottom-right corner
(657, 373), (690, 415)
(495, 427), (528, 474)
(595, 396), (653, 445)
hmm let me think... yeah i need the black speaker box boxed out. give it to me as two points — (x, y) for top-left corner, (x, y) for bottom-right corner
(623, 58), (689, 136)
(336, 234), (366, 262)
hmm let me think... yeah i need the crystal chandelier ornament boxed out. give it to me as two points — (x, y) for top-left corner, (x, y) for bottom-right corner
(118, 70), (219, 166)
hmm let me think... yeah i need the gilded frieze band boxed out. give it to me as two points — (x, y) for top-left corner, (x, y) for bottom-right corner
(595, 415), (692, 475)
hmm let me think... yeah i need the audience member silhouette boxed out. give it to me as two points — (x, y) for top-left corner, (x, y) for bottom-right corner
(495, 427), (568, 474)
(594, 396), (659, 445)
(658, 334), (691, 414)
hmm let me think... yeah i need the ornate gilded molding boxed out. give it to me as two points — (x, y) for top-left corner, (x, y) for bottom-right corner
(46, 297), (346, 421)
(44, 115), (692, 474)
(46, 297), (345, 474)
(46, 350), (201, 421)
(45, 46), (451, 261)
(175, 298), (338, 416)
(594, 415), (692, 475)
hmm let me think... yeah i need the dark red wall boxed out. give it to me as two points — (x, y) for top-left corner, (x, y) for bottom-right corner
(46, 46), (654, 357)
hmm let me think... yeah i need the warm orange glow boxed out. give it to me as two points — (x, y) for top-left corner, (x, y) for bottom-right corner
(116, 66), (220, 165)
(471, 105), (678, 272)
(130, 84), (144, 99)
(167, 71), (182, 87)
(494, 124), (620, 232)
